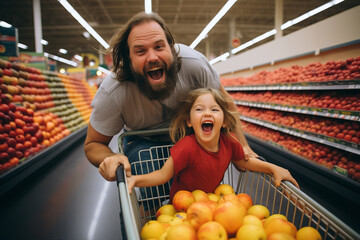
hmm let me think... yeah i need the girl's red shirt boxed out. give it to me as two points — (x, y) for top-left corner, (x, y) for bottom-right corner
(169, 132), (245, 201)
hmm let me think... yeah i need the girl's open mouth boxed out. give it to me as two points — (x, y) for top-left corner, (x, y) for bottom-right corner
(202, 121), (213, 133)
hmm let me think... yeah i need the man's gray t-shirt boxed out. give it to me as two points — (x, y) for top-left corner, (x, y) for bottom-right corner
(89, 44), (220, 136)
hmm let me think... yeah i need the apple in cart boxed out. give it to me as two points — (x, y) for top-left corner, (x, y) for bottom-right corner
(166, 223), (197, 240)
(173, 212), (187, 220)
(192, 189), (210, 202)
(172, 190), (195, 212)
(214, 183), (235, 197)
(140, 220), (166, 240)
(236, 193), (253, 210)
(247, 205), (270, 220)
(264, 218), (297, 238)
(268, 232), (296, 240)
(236, 224), (267, 240)
(186, 201), (214, 230)
(156, 204), (177, 218)
(218, 193), (243, 206)
(242, 215), (263, 227)
(264, 214), (287, 228)
(197, 221), (228, 240)
(157, 214), (174, 224)
(207, 193), (220, 202)
(214, 201), (247, 236)
(296, 226), (322, 240)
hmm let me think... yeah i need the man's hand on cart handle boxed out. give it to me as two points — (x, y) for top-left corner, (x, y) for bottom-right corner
(98, 153), (131, 181)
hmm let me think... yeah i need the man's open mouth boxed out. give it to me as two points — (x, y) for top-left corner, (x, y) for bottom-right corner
(202, 121), (213, 133)
(147, 67), (164, 81)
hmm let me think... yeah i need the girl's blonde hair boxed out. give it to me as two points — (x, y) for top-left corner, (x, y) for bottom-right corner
(169, 88), (238, 143)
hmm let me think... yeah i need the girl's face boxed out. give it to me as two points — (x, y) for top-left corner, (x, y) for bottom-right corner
(187, 93), (226, 151)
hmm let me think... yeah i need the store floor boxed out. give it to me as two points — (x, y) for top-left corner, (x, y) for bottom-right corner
(0, 138), (123, 240)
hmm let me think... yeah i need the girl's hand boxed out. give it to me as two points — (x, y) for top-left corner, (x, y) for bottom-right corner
(272, 166), (300, 189)
(98, 154), (131, 181)
(127, 175), (136, 194)
(242, 145), (259, 161)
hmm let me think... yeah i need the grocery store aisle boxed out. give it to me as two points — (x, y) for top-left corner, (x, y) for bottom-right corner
(0, 137), (122, 240)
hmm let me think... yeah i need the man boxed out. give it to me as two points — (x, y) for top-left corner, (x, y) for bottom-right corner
(84, 12), (257, 182)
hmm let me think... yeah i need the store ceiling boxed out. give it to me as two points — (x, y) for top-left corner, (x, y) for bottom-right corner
(1, 0), (359, 69)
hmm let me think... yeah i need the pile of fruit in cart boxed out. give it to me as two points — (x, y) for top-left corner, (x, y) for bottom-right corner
(140, 184), (322, 240)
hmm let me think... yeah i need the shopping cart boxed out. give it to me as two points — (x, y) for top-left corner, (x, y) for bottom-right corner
(115, 129), (360, 240)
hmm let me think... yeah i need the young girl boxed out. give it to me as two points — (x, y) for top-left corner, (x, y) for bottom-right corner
(127, 88), (299, 201)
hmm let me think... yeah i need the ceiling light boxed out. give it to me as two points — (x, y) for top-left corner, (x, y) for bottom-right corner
(83, 31), (91, 39)
(145, 0), (152, 13)
(58, 0), (109, 49)
(44, 52), (78, 67)
(0, 21), (12, 28)
(59, 48), (68, 54)
(209, 52), (230, 65)
(281, 0), (344, 30)
(211, 0), (344, 65)
(74, 54), (83, 61)
(190, 0), (237, 49)
(18, 43), (28, 49)
(41, 39), (48, 45)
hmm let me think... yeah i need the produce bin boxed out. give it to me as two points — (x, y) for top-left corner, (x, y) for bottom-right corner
(115, 129), (359, 240)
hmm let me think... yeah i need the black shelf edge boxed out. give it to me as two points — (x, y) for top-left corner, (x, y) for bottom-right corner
(224, 79), (360, 91)
(234, 100), (360, 122)
(0, 126), (88, 196)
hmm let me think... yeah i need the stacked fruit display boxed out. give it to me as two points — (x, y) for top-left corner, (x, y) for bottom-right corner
(230, 91), (360, 112)
(241, 122), (360, 183)
(140, 184), (323, 240)
(237, 106), (360, 145)
(219, 55), (360, 184)
(0, 59), (96, 174)
(221, 57), (360, 86)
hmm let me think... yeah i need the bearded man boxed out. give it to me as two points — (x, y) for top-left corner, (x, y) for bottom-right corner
(84, 12), (257, 184)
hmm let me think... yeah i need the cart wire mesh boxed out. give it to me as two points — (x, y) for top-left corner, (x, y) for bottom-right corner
(116, 130), (360, 240)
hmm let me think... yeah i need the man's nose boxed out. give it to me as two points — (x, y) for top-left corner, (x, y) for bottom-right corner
(147, 49), (159, 62)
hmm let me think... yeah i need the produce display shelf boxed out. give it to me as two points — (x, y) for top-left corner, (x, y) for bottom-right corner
(234, 100), (360, 122)
(0, 126), (87, 196)
(224, 79), (360, 91)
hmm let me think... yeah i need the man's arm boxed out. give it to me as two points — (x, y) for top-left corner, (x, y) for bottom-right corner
(219, 85), (258, 158)
(84, 123), (131, 181)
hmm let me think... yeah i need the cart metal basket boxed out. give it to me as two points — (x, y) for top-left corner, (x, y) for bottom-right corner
(115, 129), (359, 240)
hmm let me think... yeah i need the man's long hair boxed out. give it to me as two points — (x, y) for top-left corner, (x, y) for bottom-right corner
(109, 12), (181, 82)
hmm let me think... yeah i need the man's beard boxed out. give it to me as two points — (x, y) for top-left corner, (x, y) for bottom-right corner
(131, 59), (178, 101)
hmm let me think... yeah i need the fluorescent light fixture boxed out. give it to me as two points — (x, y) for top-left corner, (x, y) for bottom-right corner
(83, 31), (91, 39)
(281, 0), (344, 30)
(231, 29), (276, 54)
(145, 0), (152, 13)
(97, 66), (111, 75)
(190, 0), (237, 49)
(41, 39), (48, 45)
(209, 52), (230, 65)
(58, 0), (109, 49)
(44, 52), (78, 67)
(74, 54), (83, 61)
(211, 0), (344, 65)
(59, 48), (68, 54)
(18, 43), (28, 49)
(0, 21), (12, 28)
